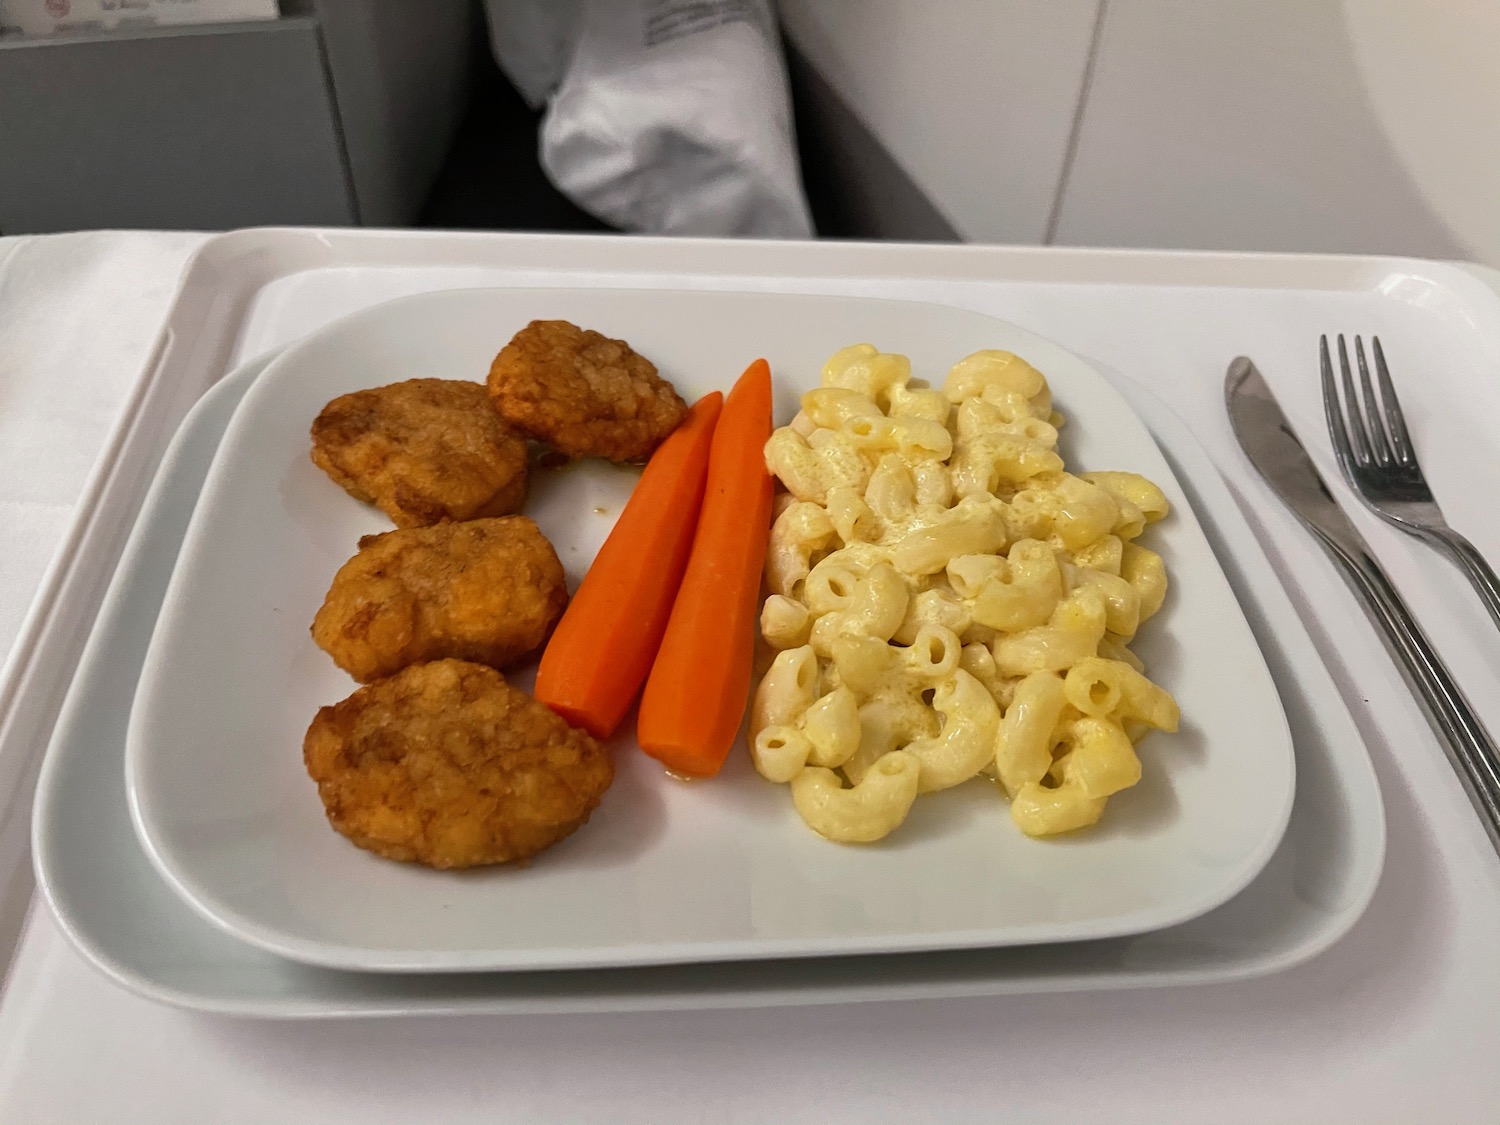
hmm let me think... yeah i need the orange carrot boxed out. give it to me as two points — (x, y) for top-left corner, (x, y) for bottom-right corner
(536, 391), (724, 739)
(637, 359), (774, 777)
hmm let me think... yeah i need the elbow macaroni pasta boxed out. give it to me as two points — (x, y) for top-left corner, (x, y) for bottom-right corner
(753, 344), (1179, 843)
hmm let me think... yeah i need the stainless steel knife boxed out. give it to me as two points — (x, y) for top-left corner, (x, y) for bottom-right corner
(1226, 356), (1500, 853)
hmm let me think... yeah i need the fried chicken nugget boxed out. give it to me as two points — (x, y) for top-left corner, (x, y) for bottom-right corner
(311, 378), (528, 528)
(312, 516), (566, 683)
(304, 660), (613, 868)
(487, 320), (687, 462)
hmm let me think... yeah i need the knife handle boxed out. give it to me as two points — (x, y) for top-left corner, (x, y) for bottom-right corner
(1314, 527), (1500, 852)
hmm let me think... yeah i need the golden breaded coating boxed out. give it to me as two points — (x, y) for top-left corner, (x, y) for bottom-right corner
(311, 378), (528, 528)
(487, 319), (687, 462)
(312, 516), (566, 683)
(304, 660), (613, 868)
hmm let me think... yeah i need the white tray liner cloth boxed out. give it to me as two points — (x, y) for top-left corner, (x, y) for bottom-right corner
(2, 232), (1500, 1122)
(0, 232), (203, 656)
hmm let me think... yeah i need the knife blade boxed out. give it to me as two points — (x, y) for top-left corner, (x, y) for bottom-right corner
(1225, 357), (1370, 562)
(1226, 356), (1500, 854)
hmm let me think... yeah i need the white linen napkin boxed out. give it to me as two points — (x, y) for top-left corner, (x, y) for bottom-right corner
(0, 231), (205, 663)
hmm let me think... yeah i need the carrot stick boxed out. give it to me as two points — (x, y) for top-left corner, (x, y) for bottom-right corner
(637, 359), (774, 777)
(535, 391), (724, 739)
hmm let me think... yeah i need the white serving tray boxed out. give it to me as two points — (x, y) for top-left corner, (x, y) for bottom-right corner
(34, 333), (1379, 1015)
(23, 226), (1500, 1019)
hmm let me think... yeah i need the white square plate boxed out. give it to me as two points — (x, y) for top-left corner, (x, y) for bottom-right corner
(124, 288), (1294, 973)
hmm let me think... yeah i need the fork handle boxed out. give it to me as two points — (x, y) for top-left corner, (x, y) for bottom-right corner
(1313, 527), (1500, 853)
(1424, 528), (1500, 634)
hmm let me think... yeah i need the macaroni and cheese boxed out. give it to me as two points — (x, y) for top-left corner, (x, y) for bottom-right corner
(753, 344), (1180, 843)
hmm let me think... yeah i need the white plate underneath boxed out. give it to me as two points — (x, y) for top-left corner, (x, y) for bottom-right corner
(124, 289), (1294, 974)
(35, 349), (1381, 1016)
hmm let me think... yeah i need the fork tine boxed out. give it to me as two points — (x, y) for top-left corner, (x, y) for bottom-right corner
(1321, 334), (1361, 482)
(1372, 336), (1417, 467)
(1354, 336), (1394, 467)
(1336, 334), (1374, 467)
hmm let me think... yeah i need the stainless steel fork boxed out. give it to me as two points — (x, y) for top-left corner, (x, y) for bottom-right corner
(1321, 333), (1500, 631)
